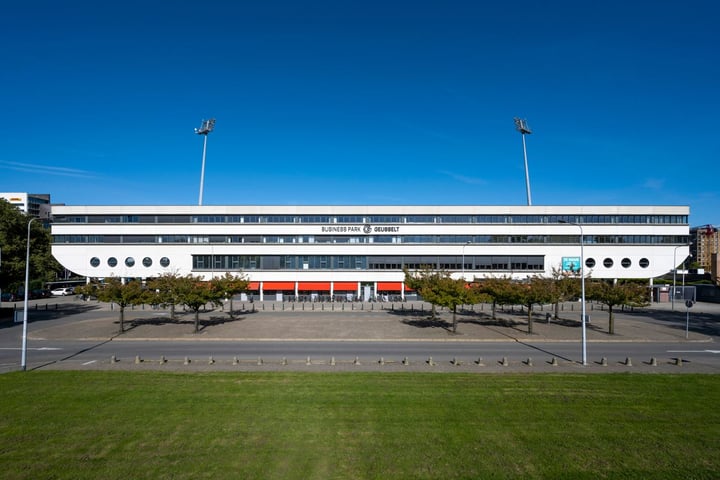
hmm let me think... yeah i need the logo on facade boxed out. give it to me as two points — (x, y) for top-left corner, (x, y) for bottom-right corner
(363, 224), (372, 234)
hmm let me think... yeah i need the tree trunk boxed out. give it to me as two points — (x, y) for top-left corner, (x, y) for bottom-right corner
(491, 301), (497, 320)
(170, 303), (176, 320)
(608, 305), (615, 335)
(527, 303), (533, 334)
(452, 305), (457, 334)
(229, 298), (234, 318)
(554, 301), (560, 320)
(194, 310), (200, 333)
(118, 306), (125, 334)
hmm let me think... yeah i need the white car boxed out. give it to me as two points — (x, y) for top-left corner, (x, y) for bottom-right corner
(51, 287), (75, 296)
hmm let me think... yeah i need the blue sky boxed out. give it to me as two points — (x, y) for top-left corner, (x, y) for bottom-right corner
(1, 0), (718, 226)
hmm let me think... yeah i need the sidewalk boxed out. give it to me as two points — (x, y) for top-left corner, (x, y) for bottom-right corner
(25, 299), (720, 343)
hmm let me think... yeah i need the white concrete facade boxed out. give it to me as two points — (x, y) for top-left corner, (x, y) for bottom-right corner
(51, 205), (689, 300)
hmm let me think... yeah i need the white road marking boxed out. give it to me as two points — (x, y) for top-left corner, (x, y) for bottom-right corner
(0, 347), (62, 351)
(82, 360), (97, 365)
(667, 350), (720, 354)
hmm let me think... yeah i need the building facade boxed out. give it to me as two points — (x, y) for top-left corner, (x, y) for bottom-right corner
(0, 192), (51, 218)
(690, 224), (719, 271)
(50, 205), (689, 301)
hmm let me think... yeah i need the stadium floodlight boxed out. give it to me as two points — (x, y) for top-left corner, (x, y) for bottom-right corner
(513, 117), (533, 206)
(195, 118), (216, 206)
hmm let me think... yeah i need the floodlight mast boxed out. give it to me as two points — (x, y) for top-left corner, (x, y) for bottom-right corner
(514, 117), (533, 206)
(195, 118), (216, 206)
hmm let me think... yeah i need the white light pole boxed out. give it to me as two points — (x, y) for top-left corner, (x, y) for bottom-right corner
(672, 245), (689, 311)
(560, 220), (586, 366)
(461, 241), (471, 279)
(195, 118), (216, 206)
(21, 217), (39, 371)
(514, 117), (532, 206)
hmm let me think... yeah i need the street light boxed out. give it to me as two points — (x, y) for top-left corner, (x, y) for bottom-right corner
(195, 118), (216, 206)
(559, 220), (586, 366)
(514, 117), (533, 206)
(672, 245), (690, 311)
(21, 217), (39, 371)
(461, 241), (471, 279)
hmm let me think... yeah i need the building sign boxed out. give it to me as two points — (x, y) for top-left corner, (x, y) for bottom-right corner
(562, 257), (581, 272)
(320, 225), (400, 234)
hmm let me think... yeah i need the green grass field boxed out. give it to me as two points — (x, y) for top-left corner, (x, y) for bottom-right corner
(1, 372), (718, 479)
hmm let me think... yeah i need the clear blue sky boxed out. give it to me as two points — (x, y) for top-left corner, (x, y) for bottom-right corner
(1, 0), (718, 226)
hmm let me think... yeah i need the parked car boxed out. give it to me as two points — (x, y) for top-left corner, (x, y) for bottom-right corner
(51, 287), (75, 296)
(1, 292), (18, 302)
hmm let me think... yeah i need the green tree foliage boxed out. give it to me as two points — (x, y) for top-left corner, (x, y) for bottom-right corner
(514, 276), (555, 334)
(146, 272), (184, 320)
(472, 276), (516, 320)
(405, 267), (476, 334)
(0, 199), (63, 295)
(586, 280), (649, 334)
(209, 272), (250, 318)
(175, 275), (225, 333)
(548, 267), (582, 320)
(78, 277), (147, 334)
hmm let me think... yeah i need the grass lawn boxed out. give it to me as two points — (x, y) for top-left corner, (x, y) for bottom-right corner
(1, 372), (719, 479)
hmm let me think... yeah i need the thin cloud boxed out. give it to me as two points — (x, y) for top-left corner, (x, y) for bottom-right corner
(439, 170), (487, 185)
(642, 178), (665, 190)
(0, 160), (98, 178)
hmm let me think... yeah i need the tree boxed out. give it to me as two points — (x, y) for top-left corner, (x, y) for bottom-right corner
(175, 275), (224, 333)
(405, 267), (476, 334)
(586, 280), (649, 334)
(0, 199), (63, 295)
(209, 272), (250, 318)
(548, 267), (582, 320)
(146, 272), (184, 320)
(514, 276), (554, 334)
(472, 276), (516, 320)
(79, 277), (147, 334)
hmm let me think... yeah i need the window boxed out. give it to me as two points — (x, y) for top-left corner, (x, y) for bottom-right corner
(639, 258), (650, 268)
(108, 257), (118, 267)
(142, 257), (152, 267)
(160, 257), (170, 267)
(125, 257), (135, 267)
(603, 258), (614, 268)
(90, 257), (100, 267)
(621, 258), (631, 268)
(585, 258), (596, 268)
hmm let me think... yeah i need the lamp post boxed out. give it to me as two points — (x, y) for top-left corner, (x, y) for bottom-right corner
(672, 245), (689, 311)
(21, 217), (39, 371)
(514, 117), (533, 206)
(559, 220), (586, 366)
(195, 118), (216, 206)
(461, 241), (471, 279)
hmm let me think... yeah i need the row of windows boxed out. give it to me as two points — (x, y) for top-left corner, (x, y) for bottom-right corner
(190, 255), (546, 271)
(89, 256), (171, 268)
(55, 234), (690, 245)
(54, 214), (689, 225)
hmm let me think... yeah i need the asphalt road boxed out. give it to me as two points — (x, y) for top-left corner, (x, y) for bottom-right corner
(1, 295), (718, 373)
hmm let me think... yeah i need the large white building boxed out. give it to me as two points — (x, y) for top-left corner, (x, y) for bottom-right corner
(50, 204), (689, 301)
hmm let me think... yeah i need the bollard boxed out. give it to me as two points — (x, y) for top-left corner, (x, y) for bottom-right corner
(379, 357), (385, 365)
(233, 356), (239, 365)
(135, 355), (142, 364)
(208, 356), (215, 365)
(160, 355), (166, 364)
(649, 357), (658, 366)
(110, 355), (117, 364)
(600, 357), (608, 367)
(427, 356), (436, 366)
(307, 356), (312, 366)
(257, 357), (263, 366)
(330, 356), (336, 366)
(501, 356), (509, 367)
(282, 357), (288, 366)
(676, 357), (683, 366)
(184, 356), (191, 365)
(402, 357), (409, 366)
(625, 357), (633, 367)
(353, 356), (361, 365)
(525, 357), (533, 367)
(550, 357), (559, 367)
(476, 357), (485, 366)
(451, 357), (460, 366)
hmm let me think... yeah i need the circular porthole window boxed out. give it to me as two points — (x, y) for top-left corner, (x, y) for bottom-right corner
(90, 257), (100, 267)
(160, 257), (170, 267)
(585, 258), (596, 268)
(639, 258), (650, 268)
(108, 257), (118, 267)
(621, 258), (632, 268)
(603, 258), (614, 268)
(125, 257), (135, 267)
(142, 257), (152, 267)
